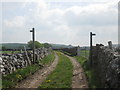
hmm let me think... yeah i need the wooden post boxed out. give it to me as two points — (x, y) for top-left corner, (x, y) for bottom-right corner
(30, 28), (35, 64)
(85, 47), (86, 58)
(77, 46), (80, 56)
(90, 32), (92, 67)
(24, 46), (31, 65)
(90, 32), (96, 67)
(108, 41), (112, 49)
(33, 28), (35, 64)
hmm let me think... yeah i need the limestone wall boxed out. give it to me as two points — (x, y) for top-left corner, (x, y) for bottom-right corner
(0, 47), (52, 75)
(92, 44), (120, 88)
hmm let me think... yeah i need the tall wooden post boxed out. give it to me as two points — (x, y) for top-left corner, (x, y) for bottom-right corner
(85, 47), (86, 58)
(30, 28), (35, 64)
(90, 32), (92, 67)
(77, 46), (80, 56)
(90, 32), (96, 67)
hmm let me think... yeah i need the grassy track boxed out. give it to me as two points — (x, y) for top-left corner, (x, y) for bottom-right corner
(75, 56), (101, 88)
(39, 52), (73, 88)
(2, 53), (55, 88)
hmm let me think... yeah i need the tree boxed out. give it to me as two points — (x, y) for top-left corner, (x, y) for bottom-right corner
(27, 41), (44, 49)
(2, 46), (6, 50)
(44, 43), (52, 48)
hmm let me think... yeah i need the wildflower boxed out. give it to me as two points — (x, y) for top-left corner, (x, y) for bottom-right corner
(46, 80), (51, 83)
(16, 74), (22, 80)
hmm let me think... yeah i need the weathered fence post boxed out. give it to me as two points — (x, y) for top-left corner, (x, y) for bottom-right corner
(108, 41), (112, 49)
(20, 49), (23, 53)
(77, 46), (80, 56)
(85, 47), (87, 58)
(24, 46), (31, 66)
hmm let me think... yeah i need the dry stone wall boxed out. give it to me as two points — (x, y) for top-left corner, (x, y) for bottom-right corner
(0, 47), (52, 75)
(92, 44), (120, 88)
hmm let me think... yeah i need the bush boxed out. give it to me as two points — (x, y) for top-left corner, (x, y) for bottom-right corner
(27, 41), (44, 49)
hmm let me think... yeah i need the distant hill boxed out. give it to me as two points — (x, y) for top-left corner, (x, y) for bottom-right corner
(0, 43), (91, 50)
(112, 44), (120, 48)
(0, 43), (28, 49)
(1, 43), (74, 49)
(50, 44), (75, 49)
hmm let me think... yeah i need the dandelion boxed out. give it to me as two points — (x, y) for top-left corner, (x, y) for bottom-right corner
(16, 74), (22, 80)
(46, 80), (51, 83)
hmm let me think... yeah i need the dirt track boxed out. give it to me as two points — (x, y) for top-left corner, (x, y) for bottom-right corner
(16, 53), (59, 88)
(65, 55), (88, 88)
(16, 52), (88, 88)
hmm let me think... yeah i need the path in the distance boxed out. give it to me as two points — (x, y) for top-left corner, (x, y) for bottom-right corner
(65, 54), (88, 88)
(16, 52), (59, 88)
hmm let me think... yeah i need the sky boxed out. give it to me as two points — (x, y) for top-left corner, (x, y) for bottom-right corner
(1, 0), (119, 46)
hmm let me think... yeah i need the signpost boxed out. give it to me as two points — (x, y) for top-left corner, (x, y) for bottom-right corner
(90, 32), (96, 67)
(30, 28), (35, 64)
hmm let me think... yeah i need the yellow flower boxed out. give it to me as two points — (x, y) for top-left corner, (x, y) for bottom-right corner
(46, 80), (51, 83)
(16, 74), (22, 80)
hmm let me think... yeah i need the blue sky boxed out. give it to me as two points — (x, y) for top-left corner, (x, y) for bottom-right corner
(1, 0), (119, 46)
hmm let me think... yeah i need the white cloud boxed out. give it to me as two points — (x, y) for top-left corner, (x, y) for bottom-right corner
(4, 16), (26, 28)
(2, 0), (118, 46)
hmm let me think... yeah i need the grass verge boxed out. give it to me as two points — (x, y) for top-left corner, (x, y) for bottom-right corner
(2, 53), (55, 88)
(40, 53), (55, 65)
(2, 64), (40, 88)
(75, 56), (101, 88)
(38, 52), (73, 88)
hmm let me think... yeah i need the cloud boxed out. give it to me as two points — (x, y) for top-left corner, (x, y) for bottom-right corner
(64, 3), (117, 26)
(4, 16), (26, 28)
(2, 0), (118, 46)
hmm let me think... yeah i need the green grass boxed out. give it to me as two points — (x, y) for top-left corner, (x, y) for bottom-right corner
(38, 52), (73, 88)
(2, 53), (55, 88)
(80, 50), (89, 58)
(59, 50), (72, 56)
(2, 64), (40, 88)
(75, 56), (101, 88)
(40, 53), (55, 65)
(0, 51), (21, 54)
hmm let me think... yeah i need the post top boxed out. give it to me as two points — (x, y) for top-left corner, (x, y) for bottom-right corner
(92, 34), (96, 36)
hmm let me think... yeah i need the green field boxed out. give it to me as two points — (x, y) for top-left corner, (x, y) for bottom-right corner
(80, 50), (89, 58)
(39, 52), (73, 88)
(0, 51), (21, 54)
(0, 43), (28, 49)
